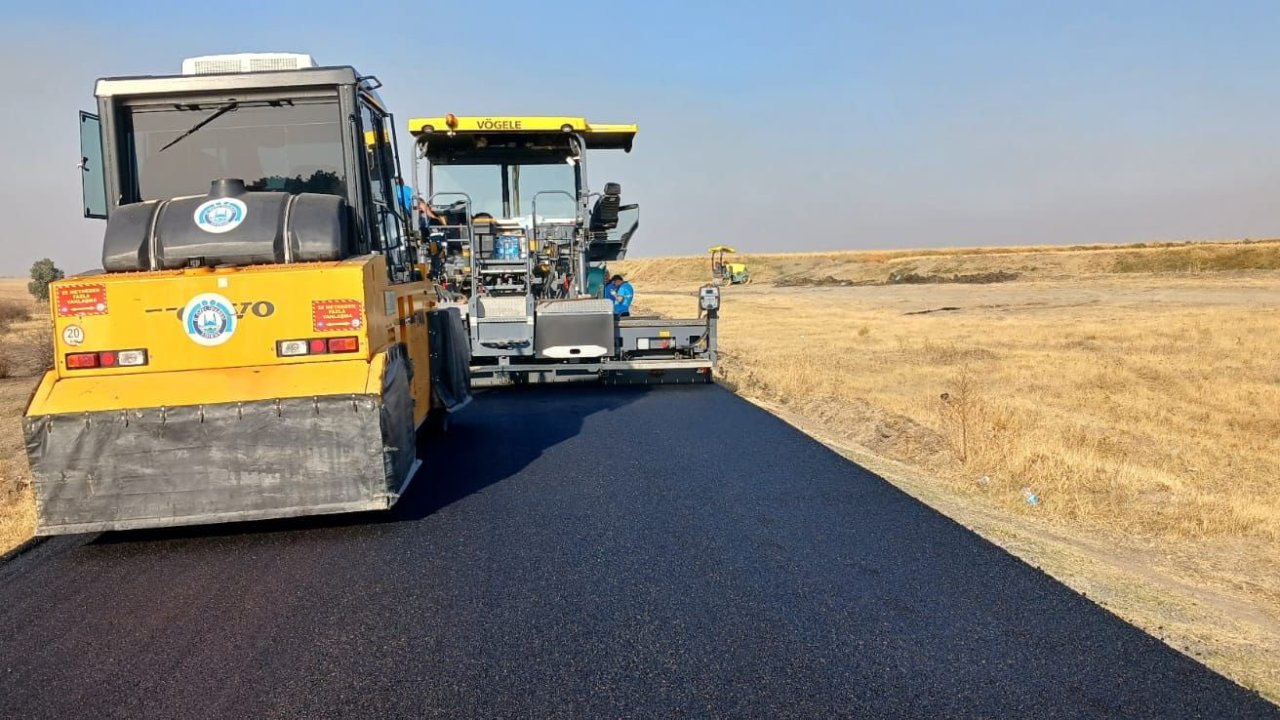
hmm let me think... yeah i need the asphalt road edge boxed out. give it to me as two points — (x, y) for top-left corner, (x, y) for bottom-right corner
(0, 534), (47, 564)
(730, 388), (1280, 710)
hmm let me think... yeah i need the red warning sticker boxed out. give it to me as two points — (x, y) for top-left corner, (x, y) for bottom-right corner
(312, 299), (364, 332)
(56, 284), (108, 317)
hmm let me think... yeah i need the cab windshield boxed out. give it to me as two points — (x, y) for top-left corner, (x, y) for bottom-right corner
(430, 161), (577, 227)
(125, 97), (347, 202)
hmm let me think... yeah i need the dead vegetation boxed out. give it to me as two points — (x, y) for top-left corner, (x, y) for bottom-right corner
(620, 238), (1280, 287)
(0, 299), (31, 336)
(0, 329), (51, 381)
(0, 393), (35, 557)
(1112, 243), (1280, 273)
(0, 284), (44, 553)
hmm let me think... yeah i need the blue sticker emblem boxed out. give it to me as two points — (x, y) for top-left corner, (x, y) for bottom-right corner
(182, 293), (237, 346)
(193, 198), (247, 234)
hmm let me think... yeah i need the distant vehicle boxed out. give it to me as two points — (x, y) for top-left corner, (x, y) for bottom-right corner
(710, 245), (751, 285)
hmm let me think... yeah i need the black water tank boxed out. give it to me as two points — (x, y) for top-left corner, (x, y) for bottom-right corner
(101, 179), (353, 272)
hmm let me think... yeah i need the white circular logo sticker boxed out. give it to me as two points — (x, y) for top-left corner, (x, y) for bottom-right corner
(62, 325), (85, 346)
(182, 293), (237, 346)
(193, 198), (248, 234)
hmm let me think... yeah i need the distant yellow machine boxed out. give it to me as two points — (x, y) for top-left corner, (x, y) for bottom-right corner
(25, 53), (471, 536)
(709, 246), (751, 285)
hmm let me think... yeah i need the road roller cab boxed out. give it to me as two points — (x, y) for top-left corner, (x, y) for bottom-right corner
(24, 53), (471, 536)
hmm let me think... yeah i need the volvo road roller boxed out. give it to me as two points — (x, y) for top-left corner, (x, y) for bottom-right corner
(23, 52), (471, 536)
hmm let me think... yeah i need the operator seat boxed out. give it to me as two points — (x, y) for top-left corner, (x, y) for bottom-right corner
(589, 182), (621, 233)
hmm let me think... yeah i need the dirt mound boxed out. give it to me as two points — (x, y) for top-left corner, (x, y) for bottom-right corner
(775, 275), (871, 288)
(774, 270), (1019, 288)
(887, 270), (1020, 285)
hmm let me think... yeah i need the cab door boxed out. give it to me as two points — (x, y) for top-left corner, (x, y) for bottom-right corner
(359, 100), (411, 279)
(79, 111), (108, 219)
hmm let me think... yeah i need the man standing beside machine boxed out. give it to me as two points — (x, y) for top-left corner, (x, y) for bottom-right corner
(607, 275), (633, 317)
(415, 194), (447, 231)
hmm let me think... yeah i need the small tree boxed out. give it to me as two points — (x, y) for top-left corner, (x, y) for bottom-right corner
(28, 258), (65, 302)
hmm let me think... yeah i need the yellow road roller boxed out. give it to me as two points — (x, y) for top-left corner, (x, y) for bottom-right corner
(24, 52), (471, 536)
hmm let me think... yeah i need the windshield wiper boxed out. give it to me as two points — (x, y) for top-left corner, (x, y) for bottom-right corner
(159, 101), (239, 153)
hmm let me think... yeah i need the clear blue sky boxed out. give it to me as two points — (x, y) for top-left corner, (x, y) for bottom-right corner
(3, 0), (1280, 275)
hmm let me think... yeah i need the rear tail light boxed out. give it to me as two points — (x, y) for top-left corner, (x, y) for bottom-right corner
(65, 353), (98, 369)
(277, 336), (360, 357)
(327, 337), (359, 353)
(64, 349), (148, 370)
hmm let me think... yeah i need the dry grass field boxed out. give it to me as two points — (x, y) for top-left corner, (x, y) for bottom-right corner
(0, 240), (1277, 700)
(619, 238), (1280, 702)
(0, 280), (45, 556)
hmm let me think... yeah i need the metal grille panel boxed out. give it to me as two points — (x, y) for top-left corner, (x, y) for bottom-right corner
(477, 296), (528, 319)
(537, 299), (614, 315)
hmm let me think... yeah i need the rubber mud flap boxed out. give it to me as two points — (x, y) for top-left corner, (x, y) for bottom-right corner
(379, 346), (417, 488)
(23, 394), (395, 535)
(428, 307), (472, 411)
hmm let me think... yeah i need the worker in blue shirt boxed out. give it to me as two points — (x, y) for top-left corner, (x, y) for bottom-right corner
(608, 274), (633, 317)
(395, 177), (414, 214)
(397, 177), (447, 233)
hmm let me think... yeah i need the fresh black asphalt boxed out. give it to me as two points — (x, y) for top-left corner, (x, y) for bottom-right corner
(0, 385), (1275, 718)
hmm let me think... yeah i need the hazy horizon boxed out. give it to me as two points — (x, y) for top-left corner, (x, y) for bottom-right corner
(4, 1), (1280, 277)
